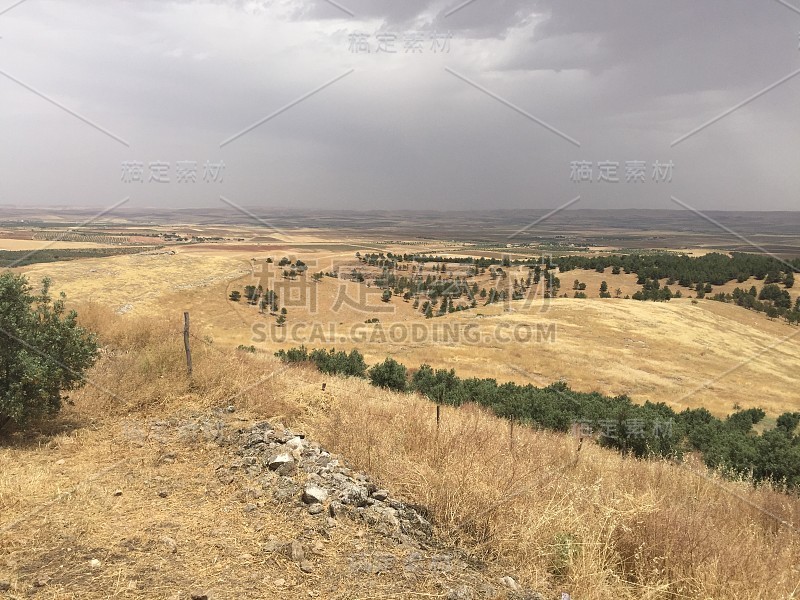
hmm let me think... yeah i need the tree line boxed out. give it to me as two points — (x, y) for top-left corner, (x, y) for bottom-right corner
(711, 285), (800, 323)
(276, 346), (800, 490)
(557, 252), (797, 289)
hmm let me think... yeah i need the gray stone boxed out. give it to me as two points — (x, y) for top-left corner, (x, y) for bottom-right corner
(245, 432), (264, 446)
(160, 536), (178, 554)
(372, 489), (389, 501)
(338, 483), (368, 507)
(328, 501), (344, 518)
(266, 453), (296, 475)
(331, 472), (349, 484)
(283, 540), (305, 562)
(0, 581), (10, 592)
(308, 503), (324, 515)
(373, 506), (400, 529)
(286, 436), (305, 450)
(302, 485), (329, 505)
(500, 576), (520, 591)
(266, 452), (292, 468)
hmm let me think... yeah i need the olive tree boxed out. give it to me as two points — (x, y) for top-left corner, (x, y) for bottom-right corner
(0, 274), (98, 432)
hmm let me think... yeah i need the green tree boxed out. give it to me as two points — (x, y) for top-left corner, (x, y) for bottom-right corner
(776, 412), (800, 434)
(368, 358), (407, 391)
(229, 290), (241, 302)
(0, 274), (98, 431)
(381, 289), (392, 302)
(726, 408), (766, 432)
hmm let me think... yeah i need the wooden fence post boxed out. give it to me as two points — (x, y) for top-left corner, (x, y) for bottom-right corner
(510, 416), (515, 452)
(436, 405), (441, 431)
(183, 311), (193, 376)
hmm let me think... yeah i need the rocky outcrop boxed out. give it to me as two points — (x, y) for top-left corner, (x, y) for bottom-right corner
(218, 420), (435, 545)
(168, 414), (543, 600)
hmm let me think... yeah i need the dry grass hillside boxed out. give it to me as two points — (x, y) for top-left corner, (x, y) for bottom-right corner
(1, 307), (798, 599)
(18, 245), (800, 418)
(0, 307), (512, 599)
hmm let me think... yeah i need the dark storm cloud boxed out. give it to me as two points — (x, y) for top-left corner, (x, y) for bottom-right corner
(0, 0), (798, 210)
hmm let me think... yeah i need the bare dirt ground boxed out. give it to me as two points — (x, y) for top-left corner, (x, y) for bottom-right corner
(0, 408), (509, 599)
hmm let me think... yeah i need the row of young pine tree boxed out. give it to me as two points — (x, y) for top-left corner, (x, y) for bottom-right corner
(276, 346), (800, 491)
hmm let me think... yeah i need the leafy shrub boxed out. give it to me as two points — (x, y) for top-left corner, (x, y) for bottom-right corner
(368, 358), (408, 391)
(0, 274), (98, 431)
(275, 346), (367, 378)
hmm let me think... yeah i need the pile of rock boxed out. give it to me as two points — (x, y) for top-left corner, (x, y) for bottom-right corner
(174, 414), (543, 599)
(217, 421), (433, 546)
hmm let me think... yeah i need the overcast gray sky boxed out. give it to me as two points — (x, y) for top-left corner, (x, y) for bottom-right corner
(0, 0), (798, 212)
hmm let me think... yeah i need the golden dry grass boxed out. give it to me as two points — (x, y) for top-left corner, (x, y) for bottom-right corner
(0, 307), (507, 599)
(308, 378), (800, 599)
(19, 250), (252, 313)
(16, 242), (800, 419)
(2, 309), (798, 599)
